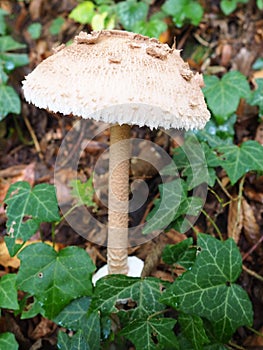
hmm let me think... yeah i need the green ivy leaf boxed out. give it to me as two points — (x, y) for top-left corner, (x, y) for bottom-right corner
(4, 181), (60, 246)
(54, 297), (91, 330)
(0, 332), (18, 350)
(70, 177), (97, 208)
(91, 275), (167, 319)
(27, 23), (42, 39)
(195, 114), (236, 148)
(162, 0), (203, 27)
(143, 179), (186, 234)
(0, 274), (19, 310)
(0, 53), (29, 69)
(0, 35), (26, 52)
(58, 330), (90, 350)
(178, 313), (209, 350)
(0, 85), (20, 120)
(120, 318), (178, 350)
(161, 234), (253, 342)
(69, 1), (95, 24)
(49, 17), (65, 35)
(0, 64), (8, 83)
(82, 312), (100, 350)
(162, 237), (197, 269)
(116, 0), (148, 31)
(133, 18), (167, 39)
(0, 9), (8, 35)
(248, 78), (263, 115)
(220, 0), (247, 15)
(17, 243), (96, 319)
(178, 334), (227, 350)
(203, 71), (250, 124)
(55, 299), (100, 350)
(172, 136), (218, 189)
(220, 0), (238, 14)
(216, 140), (263, 184)
(21, 298), (44, 319)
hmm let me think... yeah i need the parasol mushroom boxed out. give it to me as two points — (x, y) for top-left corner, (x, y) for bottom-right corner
(22, 30), (210, 277)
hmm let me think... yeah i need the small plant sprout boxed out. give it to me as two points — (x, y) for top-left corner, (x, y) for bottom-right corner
(22, 30), (210, 278)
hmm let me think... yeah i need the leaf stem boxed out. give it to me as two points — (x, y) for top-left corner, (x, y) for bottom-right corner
(246, 325), (263, 338)
(55, 203), (79, 226)
(147, 309), (171, 320)
(216, 176), (233, 199)
(228, 341), (246, 350)
(201, 209), (223, 241)
(242, 264), (263, 283)
(208, 186), (224, 206)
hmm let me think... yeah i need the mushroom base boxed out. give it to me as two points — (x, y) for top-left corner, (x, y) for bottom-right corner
(92, 256), (144, 285)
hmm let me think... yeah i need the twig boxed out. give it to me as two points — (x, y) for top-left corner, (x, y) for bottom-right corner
(242, 264), (263, 283)
(23, 114), (43, 159)
(201, 209), (223, 241)
(228, 341), (246, 350)
(216, 177), (233, 200)
(242, 235), (263, 261)
(246, 325), (263, 338)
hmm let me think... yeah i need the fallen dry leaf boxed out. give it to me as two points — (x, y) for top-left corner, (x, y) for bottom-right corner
(29, 317), (57, 340)
(227, 196), (243, 243)
(242, 198), (261, 246)
(0, 163), (35, 203)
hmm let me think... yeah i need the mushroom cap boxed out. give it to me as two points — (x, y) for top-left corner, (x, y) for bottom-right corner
(23, 30), (210, 130)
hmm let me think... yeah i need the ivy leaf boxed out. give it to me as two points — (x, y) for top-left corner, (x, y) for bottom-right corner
(0, 65), (8, 84)
(81, 311), (100, 350)
(178, 334), (227, 350)
(116, 0), (148, 31)
(58, 331), (90, 350)
(0, 85), (20, 120)
(162, 238), (197, 270)
(27, 23), (42, 39)
(0, 52), (29, 69)
(216, 140), (263, 184)
(220, 0), (247, 15)
(194, 114), (236, 147)
(54, 297), (91, 330)
(120, 318), (178, 350)
(0, 274), (19, 310)
(162, 0), (203, 27)
(49, 17), (65, 35)
(0, 9), (7, 35)
(161, 234), (253, 342)
(69, 1), (95, 24)
(178, 313), (209, 350)
(248, 78), (263, 115)
(4, 182), (60, 250)
(17, 243), (96, 319)
(0, 35), (26, 52)
(70, 177), (97, 208)
(90, 275), (167, 319)
(133, 18), (167, 39)
(143, 179), (186, 234)
(173, 136), (218, 189)
(203, 71), (250, 124)
(0, 332), (18, 350)
(21, 298), (44, 319)
(55, 298), (100, 350)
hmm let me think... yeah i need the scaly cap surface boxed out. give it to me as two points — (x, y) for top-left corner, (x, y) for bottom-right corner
(23, 30), (210, 130)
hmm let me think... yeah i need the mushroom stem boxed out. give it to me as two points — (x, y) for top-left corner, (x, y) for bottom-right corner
(107, 124), (131, 274)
